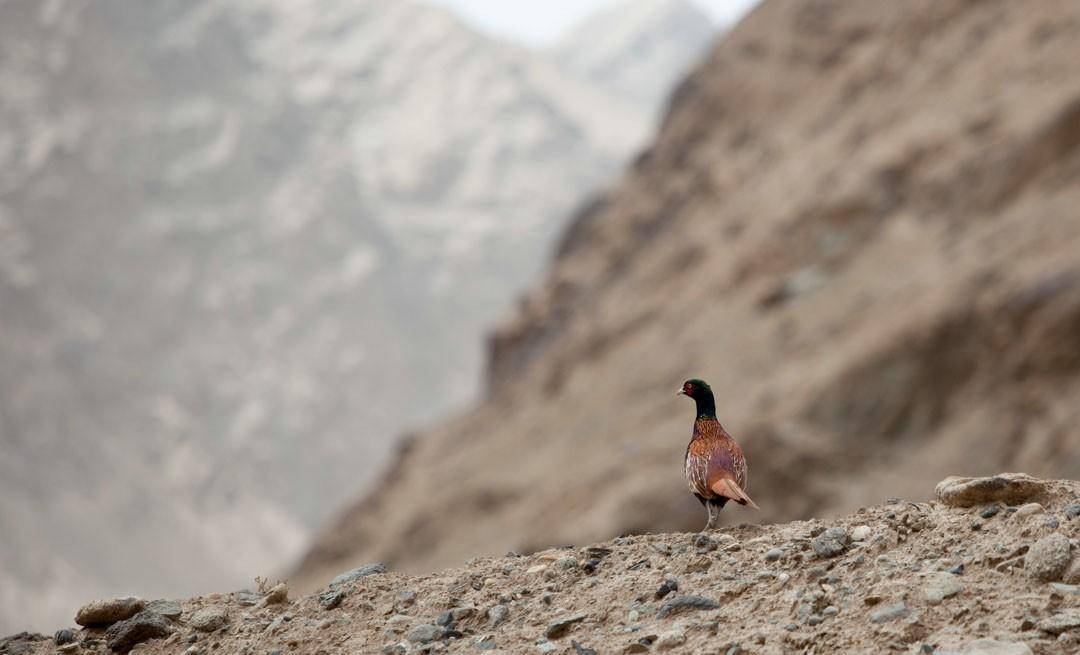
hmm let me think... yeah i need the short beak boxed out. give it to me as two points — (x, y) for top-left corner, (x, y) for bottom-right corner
(676, 389), (686, 396)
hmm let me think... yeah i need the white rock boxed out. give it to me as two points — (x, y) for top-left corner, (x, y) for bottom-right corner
(1013, 503), (1045, 518)
(923, 572), (964, 605)
(961, 638), (1033, 655)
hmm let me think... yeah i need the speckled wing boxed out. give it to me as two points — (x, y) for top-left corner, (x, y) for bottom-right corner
(685, 418), (728, 499)
(706, 436), (758, 508)
(684, 438), (712, 498)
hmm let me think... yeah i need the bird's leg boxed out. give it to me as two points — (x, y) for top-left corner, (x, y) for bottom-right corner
(704, 503), (716, 531)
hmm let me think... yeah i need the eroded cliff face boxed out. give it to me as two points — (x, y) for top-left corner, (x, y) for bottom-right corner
(294, 0), (1080, 588)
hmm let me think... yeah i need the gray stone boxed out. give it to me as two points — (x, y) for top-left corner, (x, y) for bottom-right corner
(1051, 582), (1080, 595)
(232, 591), (260, 606)
(319, 589), (345, 610)
(934, 474), (1047, 508)
(104, 611), (172, 653)
(54, 630), (77, 646)
(823, 606), (839, 616)
(544, 614), (587, 639)
(656, 595), (720, 618)
(474, 635), (497, 651)
(189, 606), (227, 632)
(146, 600), (182, 618)
(330, 563), (388, 587)
(406, 624), (442, 644)
(850, 525), (872, 542)
(487, 604), (509, 628)
(764, 548), (783, 562)
(812, 527), (850, 558)
(654, 579), (679, 599)
(75, 597), (145, 627)
(924, 572), (964, 605)
(979, 505), (1001, 519)
(961, 639), (1033, 655)
(1025, 533), (1072, 581)
(869, 602), (908, 623)
(1037, 611), (1080, 635)
(1065, 503), (1080, 520)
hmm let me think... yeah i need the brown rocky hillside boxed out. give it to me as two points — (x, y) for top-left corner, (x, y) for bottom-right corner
(294, 0), (1080, 588)
(7, 474), (1080, 654)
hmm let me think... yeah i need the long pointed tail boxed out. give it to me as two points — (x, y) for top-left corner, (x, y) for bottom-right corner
(710, 478), (760, 509)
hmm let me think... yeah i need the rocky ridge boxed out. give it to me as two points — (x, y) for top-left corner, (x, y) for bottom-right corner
(3, 474), (1079, 654)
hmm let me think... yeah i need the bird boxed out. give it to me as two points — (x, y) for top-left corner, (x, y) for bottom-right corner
(678, 378), (758, 530)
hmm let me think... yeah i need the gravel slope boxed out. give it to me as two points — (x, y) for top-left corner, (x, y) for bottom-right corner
(6, 475), (1079, 655)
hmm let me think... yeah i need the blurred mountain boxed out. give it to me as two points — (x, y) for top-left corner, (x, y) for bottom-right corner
(0, 0), (714, 633)
(552, 0), (715, 111)
(293, 0), (1080, 589)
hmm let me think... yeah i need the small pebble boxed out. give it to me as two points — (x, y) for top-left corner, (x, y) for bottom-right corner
(979, 505), (1000, 519)
(811, 527), (850, 558)
(319, 590), (346, 611)
(654, 579), (679, 600)
(869, 602), (908, 623)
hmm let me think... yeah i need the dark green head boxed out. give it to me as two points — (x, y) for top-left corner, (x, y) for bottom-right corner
(678, 378), (716, 418)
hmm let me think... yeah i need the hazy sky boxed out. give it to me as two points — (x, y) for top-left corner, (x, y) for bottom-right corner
(427, 0), (760, 45)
